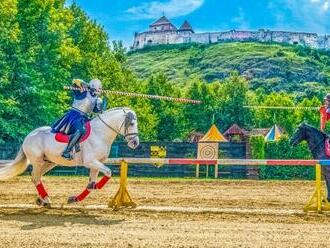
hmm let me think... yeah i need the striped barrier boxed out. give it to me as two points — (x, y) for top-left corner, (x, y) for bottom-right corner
(105, 158), (330, 212)
(1, 158), (330, 212)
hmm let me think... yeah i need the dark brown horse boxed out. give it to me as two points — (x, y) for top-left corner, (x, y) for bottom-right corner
(290, 122), (330, 200)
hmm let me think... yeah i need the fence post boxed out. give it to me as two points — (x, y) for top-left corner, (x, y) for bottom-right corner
(303, 163), (330, 212)
(316, 163), (322, 212)
(214, 163), (218, 179)
(195, 164), (199, 178)
(108, 160), (137, 210)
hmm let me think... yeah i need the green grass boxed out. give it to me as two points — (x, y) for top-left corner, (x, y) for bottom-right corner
(128, 42), (330, 92)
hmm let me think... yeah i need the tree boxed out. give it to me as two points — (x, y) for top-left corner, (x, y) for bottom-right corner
(254, 92), (296, 133)
(217, 72), (253, 130)
(146, 74), (184, 141)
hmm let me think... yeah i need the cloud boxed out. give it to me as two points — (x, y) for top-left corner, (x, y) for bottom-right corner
(125, 0), (204, 20)
(231, 7), (250, 29)
(323, 1), (330, 11)
(309, 0), (330, 11)
(268, 0), (330, 33)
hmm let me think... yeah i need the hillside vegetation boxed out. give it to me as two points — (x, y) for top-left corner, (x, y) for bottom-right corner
(128, 42), (330, 94)
(2, 0), (330, 144)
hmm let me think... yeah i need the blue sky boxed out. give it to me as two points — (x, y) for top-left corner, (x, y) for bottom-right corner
(67, 0), (330, 48)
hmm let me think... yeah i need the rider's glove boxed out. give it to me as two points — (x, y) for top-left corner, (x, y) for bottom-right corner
(72, 79), (84, 88)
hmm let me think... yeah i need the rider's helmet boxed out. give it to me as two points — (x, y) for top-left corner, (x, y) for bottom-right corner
(89, 79), (102, 96)
(324, 93), (330, 102)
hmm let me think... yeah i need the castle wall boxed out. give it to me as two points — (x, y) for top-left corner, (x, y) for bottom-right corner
(132, 29), (330, 50)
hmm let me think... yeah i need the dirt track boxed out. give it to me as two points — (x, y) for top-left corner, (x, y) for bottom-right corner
(0, 176), (330, 248)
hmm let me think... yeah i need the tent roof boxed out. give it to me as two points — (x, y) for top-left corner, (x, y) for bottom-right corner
(265, 124), (283, 141)
(224, 124), (248, 136)
(200, 124), (227, 142)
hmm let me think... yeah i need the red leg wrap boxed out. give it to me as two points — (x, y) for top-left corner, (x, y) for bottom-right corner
(76, 188), (90, 202)
(36, 182), (48, 199)
(96, 176), (110, 189)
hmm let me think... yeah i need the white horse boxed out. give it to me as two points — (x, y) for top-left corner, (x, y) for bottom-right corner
(0, 107), (139, 207)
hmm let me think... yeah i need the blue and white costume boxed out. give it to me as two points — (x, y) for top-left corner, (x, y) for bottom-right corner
(51, 79), (104, 160)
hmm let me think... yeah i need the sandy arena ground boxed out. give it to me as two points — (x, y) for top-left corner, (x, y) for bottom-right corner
(0, 176), (330, 248)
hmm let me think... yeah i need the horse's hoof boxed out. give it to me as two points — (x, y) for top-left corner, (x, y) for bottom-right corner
(36, 198), (43, 206)
(43, 202), (51, 208)
(67, 196), (77, 204)
(36, 198), (51, 208)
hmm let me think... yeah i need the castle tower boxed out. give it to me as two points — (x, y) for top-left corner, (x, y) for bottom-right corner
(178, 20), (194, 33)
(149, 16), (177, 32)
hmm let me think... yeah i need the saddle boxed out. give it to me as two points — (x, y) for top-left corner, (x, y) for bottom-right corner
(325, 138), (330, 157)
(55, 122), (91, 143)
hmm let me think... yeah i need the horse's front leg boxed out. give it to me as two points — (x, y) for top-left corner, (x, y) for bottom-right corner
(68, 161), (111, 204)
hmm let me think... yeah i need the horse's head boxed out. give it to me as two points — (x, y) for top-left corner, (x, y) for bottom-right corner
(290, 122), (307, 146)
(97, 107), (139, 150)
(290, 122), (325, 153)
(122, 110), (139, 149)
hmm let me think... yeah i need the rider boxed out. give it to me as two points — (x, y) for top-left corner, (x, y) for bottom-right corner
(320, 93), (330, 131)
(52, 78), (104, 160)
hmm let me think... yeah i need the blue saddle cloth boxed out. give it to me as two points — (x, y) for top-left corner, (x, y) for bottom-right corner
(51, 109), (89, 135)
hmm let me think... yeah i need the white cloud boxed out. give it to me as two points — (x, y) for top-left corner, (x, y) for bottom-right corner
(308, 0), (330, 12)
(125, 0), (204, 20)
(268, 0), (330, 34)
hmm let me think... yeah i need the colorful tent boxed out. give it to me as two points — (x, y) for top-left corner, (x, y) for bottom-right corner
(200, 124), (227, 142)
(264, 125), (282, 141)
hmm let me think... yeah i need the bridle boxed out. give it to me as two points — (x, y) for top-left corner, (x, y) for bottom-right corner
(97, 110), (138, 140)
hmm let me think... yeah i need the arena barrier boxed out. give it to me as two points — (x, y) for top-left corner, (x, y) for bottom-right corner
(105, 158), (330, 212)
(1, 158), (330, 212)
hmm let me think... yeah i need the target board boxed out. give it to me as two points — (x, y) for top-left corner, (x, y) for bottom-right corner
(197, 143), (219, 159)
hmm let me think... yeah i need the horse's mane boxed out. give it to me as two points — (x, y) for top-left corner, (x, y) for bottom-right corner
(105, 107), (132, 113)
(91, 107), (134, 123)
(303, 123), (327, 138)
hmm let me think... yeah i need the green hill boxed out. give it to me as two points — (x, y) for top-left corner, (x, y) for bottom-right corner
(127, 42), (330, 93)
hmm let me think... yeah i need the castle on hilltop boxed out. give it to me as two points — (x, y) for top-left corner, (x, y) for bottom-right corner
(132, 16), (330, 50)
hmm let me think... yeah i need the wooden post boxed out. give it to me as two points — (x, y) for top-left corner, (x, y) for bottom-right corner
(214, 163), (218, 179)
(316, 163), (322, 212)
(195, 164), (200, 178)
(108, 160), (137, 210)
(304, 163), (330, 212)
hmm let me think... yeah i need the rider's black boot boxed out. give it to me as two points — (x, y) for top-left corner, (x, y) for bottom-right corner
(62, 130), (82, 160)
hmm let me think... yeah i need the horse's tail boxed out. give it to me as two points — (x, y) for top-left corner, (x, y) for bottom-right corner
(0, 147), (28, 180)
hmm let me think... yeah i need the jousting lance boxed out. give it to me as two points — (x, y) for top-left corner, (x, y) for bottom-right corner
(243, 105), (319, 110)
(63, 86), (202, 104)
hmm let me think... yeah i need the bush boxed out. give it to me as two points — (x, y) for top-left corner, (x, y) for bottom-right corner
(259, 135), (314, 179)
(249, 135), (265, 159)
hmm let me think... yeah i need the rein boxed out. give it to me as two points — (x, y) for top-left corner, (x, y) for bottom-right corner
(96, 110), (138, 139)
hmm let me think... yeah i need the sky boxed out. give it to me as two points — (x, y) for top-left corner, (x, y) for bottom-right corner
(66, 0), (330, 48)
